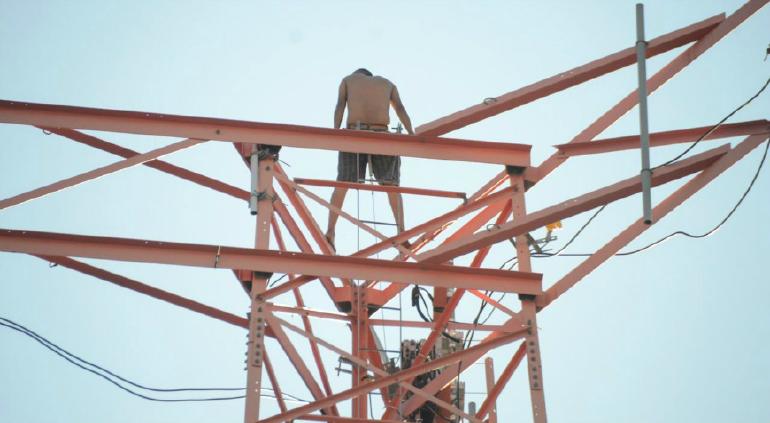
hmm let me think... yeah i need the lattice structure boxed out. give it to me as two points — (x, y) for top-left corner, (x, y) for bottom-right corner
(1, 1), (768, 422)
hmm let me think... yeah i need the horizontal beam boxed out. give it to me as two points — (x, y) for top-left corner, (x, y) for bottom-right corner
(415, 13), (724, 136)
(0, 100), (530, 166)
(417, 144), (729, 263)
(0, 229), (543, 294)
(555, 120), (769, 156)
(293, 177), (467, 200)
(368, 318), (507, 332)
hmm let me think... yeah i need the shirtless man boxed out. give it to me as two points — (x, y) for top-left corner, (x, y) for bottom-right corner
(325, 68), (415, 248)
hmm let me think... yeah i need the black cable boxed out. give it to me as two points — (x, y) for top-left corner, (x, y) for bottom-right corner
(656, 75), (770, 169)
(618, 137), (769, 256)
(544, 205), (607, 257)
(0, 317), (310, 403)
(531, 138), (769, 258)
(268, 273), (289, 288)
(0, 321), (245, 402)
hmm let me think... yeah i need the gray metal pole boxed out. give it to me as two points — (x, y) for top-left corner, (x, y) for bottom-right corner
(636, 3), (653, 224)
(249, 145), (259, 215)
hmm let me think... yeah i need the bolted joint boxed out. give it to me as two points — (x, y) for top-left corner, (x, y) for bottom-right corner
(505, 165), (526, 175)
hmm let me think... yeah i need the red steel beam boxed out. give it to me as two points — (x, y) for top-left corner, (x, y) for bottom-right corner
(267, 314), (334, 416)
(367, 318), (507, 332)
(272, 200), (338, 297)
(271, 219), (339, 411)
(268, 304), (351, 322)
(33, 255), (250, 329)
(0, 137), (205, 210)
(540, 133), (769, 308)
(0, 99), (531, 166)
(381, 202), (514, 420)
(274, 170), (412, 257)
(415, 13), (724, 136)
(293, 177), (467, 200)
(354, 187), (513, 259)
(0, 229), (543, 294)
(555, 120), (770, 157)
(271, 315), (480, 423)
(476, 342), (527, 420)
(274, 165), (338, 256)
(532, 0), (768, 182)
(44, 128), (249, 201)
(262, 351), (288, 413)
(417, 145), (729, 264)
(298, 416), (401, 423)
(262, 315), (525, 423)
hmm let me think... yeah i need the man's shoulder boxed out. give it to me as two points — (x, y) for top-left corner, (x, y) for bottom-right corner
(372, 75), (394, 86)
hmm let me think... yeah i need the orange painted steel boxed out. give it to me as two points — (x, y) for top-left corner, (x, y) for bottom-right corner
(417, 145), (729, 264)
(415, 13), (724, 136)
(271, 315), (482, 423)
(271, 219), (339, 411)
(274, 170), (413, 257)
(294, 177), (467, 200)
(34, 255), (251, 330)
(0, 137), (205, 210)
(533, 0), (767, 183)
(476, 342), (527, 421)
(272, 200), (338, 296)
(381, 201), (514, 420)
(483, 357), (499, 423)
(0, 228), (544, 294)
(556, 120), (770, 156)
(262, 351), (288, 413)
(0, 99), (531, 166)
(1, 2), (766, 422)
(44, 128), (250, 201)
(541, 134), (769, 308)
(262, 317), (527, 423)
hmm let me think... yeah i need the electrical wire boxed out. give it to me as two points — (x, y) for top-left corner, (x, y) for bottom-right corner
(0, 317), (310, 403)
(655, 75), (770, 169)
(532, 138), (769, 258)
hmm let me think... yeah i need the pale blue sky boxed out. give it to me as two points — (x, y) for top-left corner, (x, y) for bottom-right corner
(1, 1), (768, 422)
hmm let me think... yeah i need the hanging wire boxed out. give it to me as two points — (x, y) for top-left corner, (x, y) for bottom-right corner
(655, 75), (770, 169)
(0, 317), (311, 403)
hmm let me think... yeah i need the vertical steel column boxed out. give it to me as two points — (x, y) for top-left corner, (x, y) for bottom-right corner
(484, 357), (498, 423)
(243, 154), (276, 423)
(636, 3), (654, 224)
(507, 168), (548, 423)
(351, 284), (369, 418)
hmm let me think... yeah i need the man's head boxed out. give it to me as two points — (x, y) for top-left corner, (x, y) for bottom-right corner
(354, 68), (373, 76)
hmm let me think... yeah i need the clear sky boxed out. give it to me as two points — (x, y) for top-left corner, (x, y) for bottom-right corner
(1, 1), (768, 422)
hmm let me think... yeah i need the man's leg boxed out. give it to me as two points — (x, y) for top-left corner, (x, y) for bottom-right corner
(385, 189), (405, 234)
(372, 154), (405, 235)
(325, 187), (347, 247)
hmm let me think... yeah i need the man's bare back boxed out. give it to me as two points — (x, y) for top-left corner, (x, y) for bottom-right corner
(341, 73), (393, 127)
(334, 70), (413, 133)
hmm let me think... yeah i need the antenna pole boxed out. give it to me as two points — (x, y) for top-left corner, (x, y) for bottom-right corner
(636, 3), (653, 224)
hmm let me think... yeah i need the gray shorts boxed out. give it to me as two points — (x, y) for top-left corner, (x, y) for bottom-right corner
(337, 152), (400, 186)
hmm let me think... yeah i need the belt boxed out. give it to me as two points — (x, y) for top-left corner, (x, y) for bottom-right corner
(346, 123), (389, 131)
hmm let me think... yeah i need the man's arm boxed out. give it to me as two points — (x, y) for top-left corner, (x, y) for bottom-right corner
(334, 80), (347, 129)
(390, 85), (414, 135)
